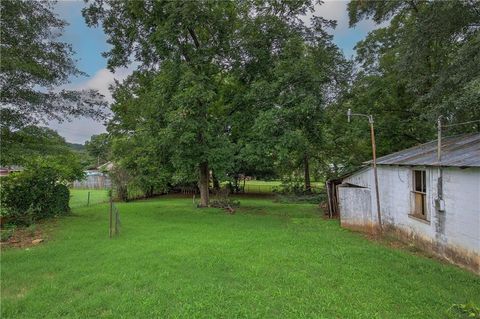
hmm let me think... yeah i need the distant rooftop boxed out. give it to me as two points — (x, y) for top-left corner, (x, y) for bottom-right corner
(370, 133), (480, 168)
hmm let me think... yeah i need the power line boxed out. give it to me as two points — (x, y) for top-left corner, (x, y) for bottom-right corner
(442, 119), (480, 128)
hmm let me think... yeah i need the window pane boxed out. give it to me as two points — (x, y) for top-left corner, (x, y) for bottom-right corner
(413, 170), (426, 193)
(414, 171), (422, 192)
(422, 171), (426, 193)
(412, 170), (428, 219)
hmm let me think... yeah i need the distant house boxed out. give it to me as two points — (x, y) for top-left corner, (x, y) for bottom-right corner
(98, 161), (114, 172)
(72, 170), (111, 189)
(328, 133), (480, 273)
(71, 162), (115, 189)
(0, 165), (23, 177)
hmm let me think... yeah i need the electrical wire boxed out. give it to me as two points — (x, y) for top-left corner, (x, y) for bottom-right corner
(442, 119), (480, 128)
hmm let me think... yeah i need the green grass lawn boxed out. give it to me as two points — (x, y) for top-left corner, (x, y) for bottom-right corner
(243, 180), (281, 193)
(69, 189), (110, 209)
(1, 195), (479, 318)
(241, 180), (324, 193)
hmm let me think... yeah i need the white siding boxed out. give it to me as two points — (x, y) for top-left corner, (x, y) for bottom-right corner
(339, 165), (480, 268)
(338, 187), (372, 229)
(441, 168), (480, 252)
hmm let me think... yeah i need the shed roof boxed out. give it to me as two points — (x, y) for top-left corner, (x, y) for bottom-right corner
(369, 133), (480, 167)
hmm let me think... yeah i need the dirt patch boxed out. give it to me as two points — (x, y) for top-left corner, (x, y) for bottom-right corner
(344, 224), (480, 274)
(235, 206), (270, 215)
(364, 232), (426, 254)
(0, 219), (58, 249)
(233, 193), (275, 199)
(384, 225), (480, 274)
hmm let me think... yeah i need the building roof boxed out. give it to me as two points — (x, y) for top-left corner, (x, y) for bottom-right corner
(0, 166), (24, 176)
(98, 161), (114, 171)
(370, 133), (480, 167)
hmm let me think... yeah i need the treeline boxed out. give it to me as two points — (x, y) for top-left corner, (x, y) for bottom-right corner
(1, 1), (479, 211)
(83, 1), (480, 205)
(83, 0), (350, 204)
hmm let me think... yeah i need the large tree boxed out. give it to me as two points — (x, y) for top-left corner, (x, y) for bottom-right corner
(249, 35), (348, 191)
(319, 0), (480, 179)
(345, 0), (480, 154)
(85, 133), (110, 166)
(83, 0), (334, 205)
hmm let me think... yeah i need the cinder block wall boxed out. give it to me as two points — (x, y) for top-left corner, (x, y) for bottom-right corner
(339, 166), (480, 272)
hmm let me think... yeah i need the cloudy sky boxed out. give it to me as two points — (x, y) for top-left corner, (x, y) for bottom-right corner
(50, 0), (380, 144)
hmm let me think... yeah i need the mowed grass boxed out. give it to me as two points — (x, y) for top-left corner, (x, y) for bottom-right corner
(1, 196), (479, 318)
(243, 180), (282, 193)
(242, 180), (324, 193)
(69, 188), (109, 209)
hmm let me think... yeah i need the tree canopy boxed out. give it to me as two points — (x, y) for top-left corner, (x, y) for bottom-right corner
(83, 0), (343, 205)
(85, 133), (110, 167)
(349, 0), (480, 143)
(83, 0), (480, 198)
(1, 126), (71, 165)
(0, 0), (106, 130)
(317, 0), (480, 176)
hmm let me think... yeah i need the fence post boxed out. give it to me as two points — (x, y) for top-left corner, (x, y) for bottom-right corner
(109, 193), (113, 238)
(114, 209), (119, 236)
(87, 191), (90, 206)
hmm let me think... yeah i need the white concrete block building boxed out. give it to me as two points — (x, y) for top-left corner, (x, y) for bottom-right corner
(329, 133), (480, 272)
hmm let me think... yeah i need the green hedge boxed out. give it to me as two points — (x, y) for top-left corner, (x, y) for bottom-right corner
(0, 169), (71, 225)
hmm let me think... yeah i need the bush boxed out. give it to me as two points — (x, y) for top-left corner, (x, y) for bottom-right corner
(273, 175), (303, 195)
(447, 302), (480, 319)
(0, 167), (72, 226)
(52, 184), (70, 215)
(108, 166), (131, 201)
(275, 192), (327, 204)
(0, 226), (15, 242)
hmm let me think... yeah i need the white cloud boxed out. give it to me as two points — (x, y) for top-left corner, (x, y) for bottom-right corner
(312, 0), (382, 32)
(47, 66), (134, 144)
(71, 66), (134, 103)
(303, 0), (387, 58)
(317, 0), (347, 24)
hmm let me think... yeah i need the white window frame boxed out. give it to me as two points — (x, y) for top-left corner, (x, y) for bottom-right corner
(410, 168), (429, 222)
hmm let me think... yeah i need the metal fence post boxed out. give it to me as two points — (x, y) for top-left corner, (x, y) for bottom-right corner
(115, 209), (119, 236)
(109, 194), (113, 238)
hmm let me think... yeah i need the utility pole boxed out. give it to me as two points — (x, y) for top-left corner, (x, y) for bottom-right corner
(437, 116), (442, 162)
(437, 116), (443, 204)
(348, 109), (382, 231)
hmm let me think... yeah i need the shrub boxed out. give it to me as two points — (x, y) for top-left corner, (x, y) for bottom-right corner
(0, 163), (73, 225)
(0, 226), (15, 242)
(52, 184), (70, 215)
(108, 166), (131, 201)
(275, 192), (327, 204)
(447, 302), (480, 319)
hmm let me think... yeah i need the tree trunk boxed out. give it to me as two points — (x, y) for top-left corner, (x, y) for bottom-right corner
(233, 175), (239, 193)
(212, 172), (220, 191)
(198, 161), (209, 207)
(304, 153), (311, 193)
(149, 186), (154, 198)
